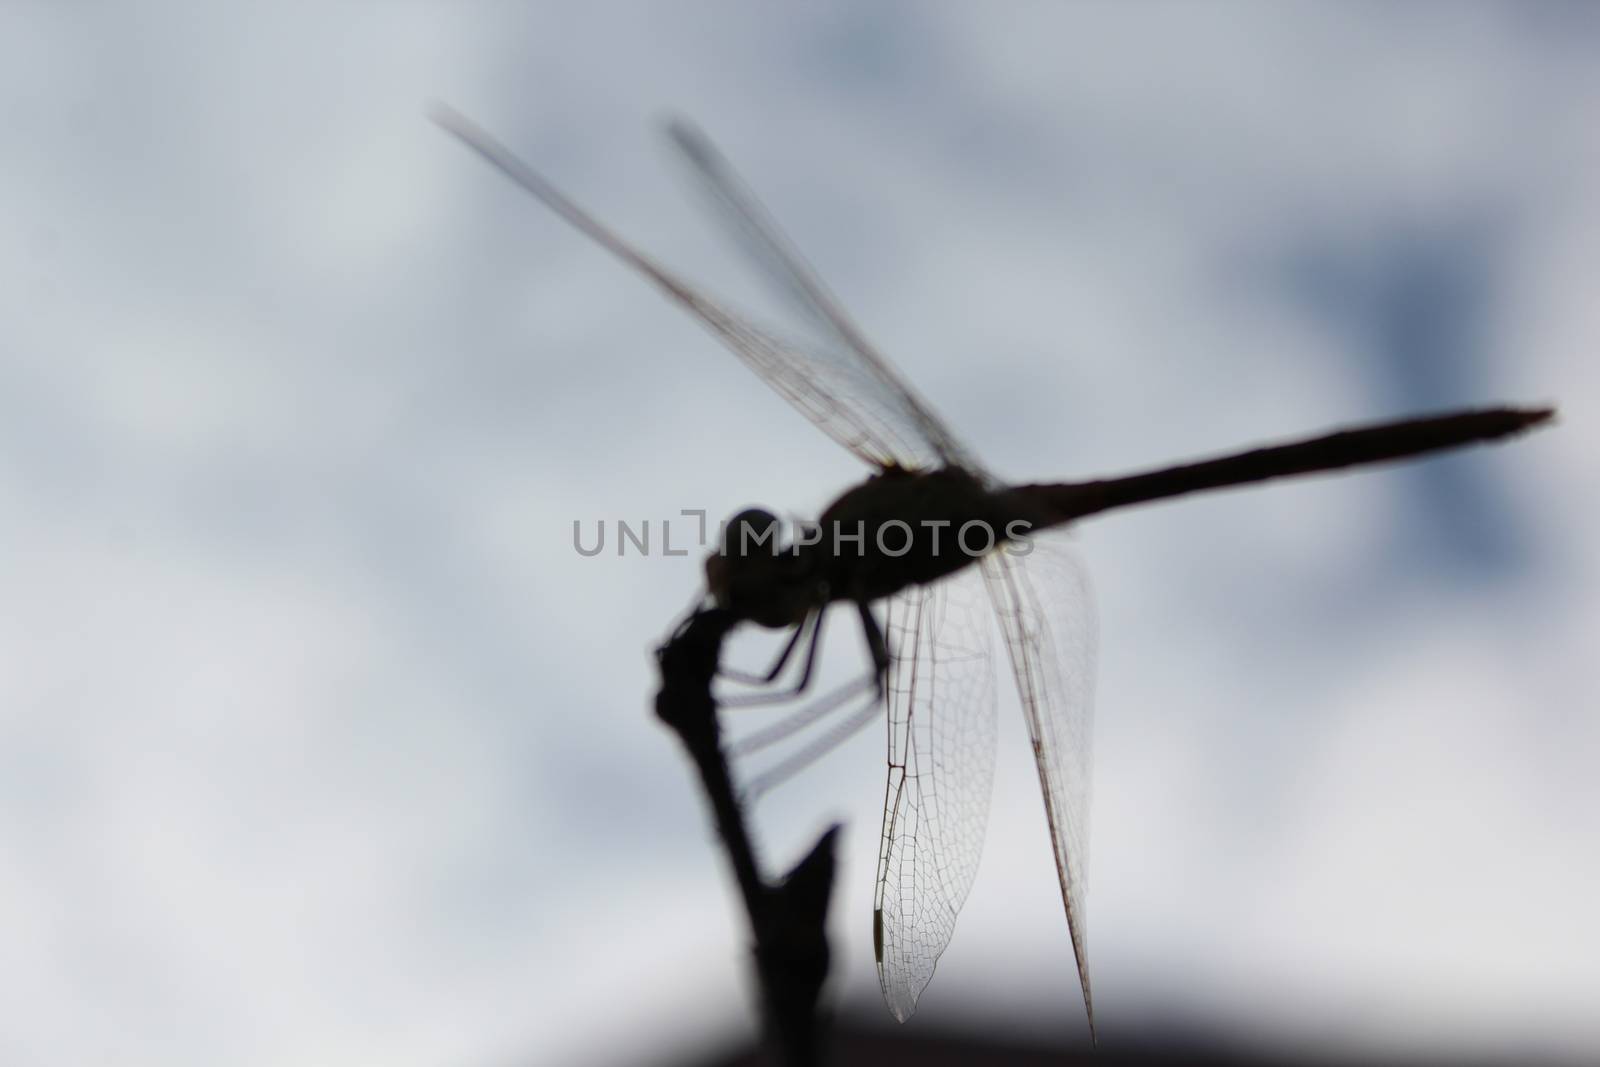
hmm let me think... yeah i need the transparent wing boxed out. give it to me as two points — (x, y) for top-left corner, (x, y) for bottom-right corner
(435, 106), (931, 469)
(434, 106), (977, 473)
(981, 531), (1099, 1040)
(874, 565), (997, 1020)
(665, 119), (984, 476)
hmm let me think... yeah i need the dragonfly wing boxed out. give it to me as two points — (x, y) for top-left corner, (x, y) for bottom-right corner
(981, 531), (1099, 1040)
(874, 566), (998, 1020)
(726, 326), (958, 473)
(434, 106), (934, 470)
(665, 119), (986, 476)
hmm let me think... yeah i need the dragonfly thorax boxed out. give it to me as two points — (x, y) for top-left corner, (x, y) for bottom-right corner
(813, 466), (1037, 603)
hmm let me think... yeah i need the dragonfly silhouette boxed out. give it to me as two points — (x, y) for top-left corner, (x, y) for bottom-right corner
(434, 107), (1552, 1041)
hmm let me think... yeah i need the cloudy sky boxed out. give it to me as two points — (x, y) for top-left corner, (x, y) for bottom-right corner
(2, 3), (1596, 1065)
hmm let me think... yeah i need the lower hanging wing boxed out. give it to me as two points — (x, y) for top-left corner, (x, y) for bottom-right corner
(873, 566), (998, 1021)
(981, 532), (1099, 1041)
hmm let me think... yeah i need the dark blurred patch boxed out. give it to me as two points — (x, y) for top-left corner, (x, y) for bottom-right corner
(799, 7), (926, 90)
(1511, 0), (1600, 42)
(649, 1005), (1571, 1067)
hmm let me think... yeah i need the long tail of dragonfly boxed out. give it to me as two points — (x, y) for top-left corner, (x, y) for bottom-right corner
(1024, 406), (1553, 526)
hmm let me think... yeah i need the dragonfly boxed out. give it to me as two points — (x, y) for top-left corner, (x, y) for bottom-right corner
(433, 106), (1552, 1041)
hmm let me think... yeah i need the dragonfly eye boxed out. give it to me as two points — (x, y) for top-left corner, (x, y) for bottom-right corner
(720, 507), (784, 557)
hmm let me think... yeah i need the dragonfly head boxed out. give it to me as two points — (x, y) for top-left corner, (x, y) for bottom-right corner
(704, 508), (817, 630)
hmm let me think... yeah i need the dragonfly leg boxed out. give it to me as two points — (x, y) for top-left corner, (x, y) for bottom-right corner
(718, 609), (829, 707)
(784, 606), (827, 692)
(857, 600), (890, 698)
(717, 610), (811, 686)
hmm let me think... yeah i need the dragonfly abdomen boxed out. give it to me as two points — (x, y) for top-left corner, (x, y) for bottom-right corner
(1018, 406), (1554, 528)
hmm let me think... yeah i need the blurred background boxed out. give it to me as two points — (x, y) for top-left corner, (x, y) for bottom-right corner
(1, 3), (1595, 1065)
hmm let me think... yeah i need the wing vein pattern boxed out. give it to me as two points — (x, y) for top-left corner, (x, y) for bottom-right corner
(874, 567), (997, 1020)
(664, 119), (980, 475)
(982, 532), (1099, 1038)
